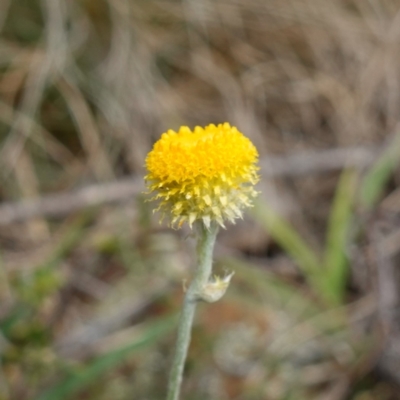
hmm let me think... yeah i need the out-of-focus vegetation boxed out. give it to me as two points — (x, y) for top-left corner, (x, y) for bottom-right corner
(1, 0), (400, 399)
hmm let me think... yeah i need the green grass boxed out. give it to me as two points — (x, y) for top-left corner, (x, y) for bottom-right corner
(35, 315), (177, 400)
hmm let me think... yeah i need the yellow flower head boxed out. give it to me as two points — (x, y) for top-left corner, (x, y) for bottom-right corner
(145, 123), (259, 228)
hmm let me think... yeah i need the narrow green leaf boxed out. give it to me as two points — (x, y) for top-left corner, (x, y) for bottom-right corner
(361, 132), (400, 208)
(250, 200), (322, 292)
(35, 315), (176, 400)
(224, 256), (321, 316)
(323, 169), (357, 304)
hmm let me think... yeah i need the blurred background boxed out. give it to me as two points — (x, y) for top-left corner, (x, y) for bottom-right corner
(1, 0), (400, 399)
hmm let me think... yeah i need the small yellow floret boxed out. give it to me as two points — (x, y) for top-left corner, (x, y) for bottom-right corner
(145, 123), (259, 228)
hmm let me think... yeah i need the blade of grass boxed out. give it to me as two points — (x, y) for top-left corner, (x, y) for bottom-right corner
(0, 250), (11, 302)
(361, 130), (400, 208)
(35, 315), (177, 400)
(224, 256), (321, 317)
(250, 199), (323, 294)
(322, 169), (358, 305)
(225, 257), (351, 354)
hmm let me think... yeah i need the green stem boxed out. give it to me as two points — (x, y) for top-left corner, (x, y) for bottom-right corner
(166, 222), (219, 400)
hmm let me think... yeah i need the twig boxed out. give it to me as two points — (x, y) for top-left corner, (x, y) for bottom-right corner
(0, 147), (376, 225)
(0, 0), (68, 177)
(0, 177), (144, 225)
(260, 146), (375, 176)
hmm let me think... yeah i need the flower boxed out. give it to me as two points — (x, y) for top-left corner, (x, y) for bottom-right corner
(145, 123), (259, 228)
(194, 272), (235, 303)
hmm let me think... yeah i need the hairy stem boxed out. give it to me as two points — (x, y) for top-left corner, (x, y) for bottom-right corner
(166, 222), (218, 400)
